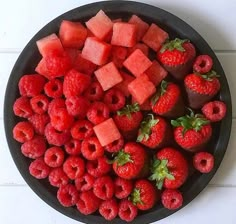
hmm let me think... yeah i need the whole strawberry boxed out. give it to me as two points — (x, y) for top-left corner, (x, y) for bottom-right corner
(157, 38), (196, 80)
(151, 80), (185, 117)
(171, 110), (212, 152)
(149, 147), (188, 189)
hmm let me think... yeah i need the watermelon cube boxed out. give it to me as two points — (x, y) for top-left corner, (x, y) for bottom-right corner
(123, 49), (152, 77)
(64, 48), (79, 65)
(128, 74), (156, 105)
(36, 33), (64, 57)
(144, 60), (168, 86)
(132, 96), (152, 111)
(82, 37), (111, 65)
(111, 46), (128, 68)
(59, 20), (87, 49)
(128, 15), (149, 41)
(93, 118), (121, 146)
(142, 23), (169, 52)
(95, 62), (123, 91)
(127, 43), (149, 56)
(35, 58), (51, 79)
(112, 18), (122, 22)
(86, 10), (113, 41)
(111, 22), (137, 47)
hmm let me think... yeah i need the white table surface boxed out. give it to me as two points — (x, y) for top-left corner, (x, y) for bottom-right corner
(1, 0), (236, 223)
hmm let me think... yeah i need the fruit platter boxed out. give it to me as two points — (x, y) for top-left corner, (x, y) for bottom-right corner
(4, 1), (232, 223)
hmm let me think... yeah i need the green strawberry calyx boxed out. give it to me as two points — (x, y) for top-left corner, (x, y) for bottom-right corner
(113, 150), (133, 166)
(160, 38), (189, 53)
(151, 80), (168, 105)
(198, 70), (220, 81)
(129, 188), (144, 206)
(149, 157), (175, 190)
(117, 103), (140, 119)
(137, 114), (159, 142)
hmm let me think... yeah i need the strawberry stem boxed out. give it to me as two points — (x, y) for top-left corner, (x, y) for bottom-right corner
(117, 103), (140, 119)
(151, 80), (168, 105)
(114, 150), (133, 166)
(198, 70), (220, 81)
(160, 38), (189, 53)
(129, 188), (144, 206)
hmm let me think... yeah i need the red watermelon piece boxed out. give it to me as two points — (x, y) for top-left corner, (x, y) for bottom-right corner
(112, 18), (122, 22)
(64, 48), (79, 65)
(35, 58), (51, 79)
(127, 43), (149, 56)
(111, 46), (128, 68)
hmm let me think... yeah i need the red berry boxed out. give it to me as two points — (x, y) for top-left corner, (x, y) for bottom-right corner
(30, 94), (49, 114)
(44, 78), (63, 98)
(114, 177), (133, 199)
(193, 152), (214, 173)
(48, 167), (69, 187)
(29, 158), (50, 179)
(99, 198), (118, 221)
(93, 176), (114, 200)
(44, 146), (65, 168)
(75, 173), (95, 192)
(48, 98), (66, 114)
(193, 55), (213, 74)
(13, 121), (34, 143)
(71, 120), (94, 140)
(64, 139), (81, 155)
(104, 137), (124, 153)
(57, 184), (79, 207)
(161, 189), (183, 210)
(84, 81), (104, 101)
(13, 96), (33, 118)
(118, 199), (138, 222)
(28, 114), (50, 135)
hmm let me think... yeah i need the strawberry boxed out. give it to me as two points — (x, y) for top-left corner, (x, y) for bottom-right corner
(151, 80), (185, 117)
(149, 147), (188, 189)
(157, 38), (196, 80)
(171, 110), (212, 152)
(185, 71), (221, 109)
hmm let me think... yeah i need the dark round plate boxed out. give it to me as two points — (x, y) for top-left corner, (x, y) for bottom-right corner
(4, 1), (232, 223)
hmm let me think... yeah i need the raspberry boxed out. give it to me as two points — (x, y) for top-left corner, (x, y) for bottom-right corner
(28, 114), (50, 135)
(48, 167), (69, 187)
(13, 96), (33, 118)
(30, 94), (49, 114)
(48, 98), (66, 114)
(103, 89), (126, 112)
(45, 123), (71, 146)
(71, 120), (94, 140)
(44, 146), (65, 168)
(104, 137), (124, 153)
(118, 199), (138, 222)
(64, 139), (81, 155)
(65, 96), (90, 118)
(13, 121), (34, 143)
(193, 152), (214, 173)
(87, 102), (110, 125)
(21, 135), (46, 159)
(76, 190), (101, 215)
(44, 78), (63, 98)
(114, 177), (133, 199)
(18, 74), (46, 97)
(81, 137), (104, 160)
(193, 55), (213, 74)
(63, 156), (85, 180)
(161, 189), (183, 210)
(29, 158), (50, 179)
(99, 198), (118, 221)
(202, 101), (227, 122)
(93, 176), (114, 200)
(57, 184), (79, 207)
(84, 82), (104, 101)
(87, 156), (111, 177)
(75, 173), (95, 192)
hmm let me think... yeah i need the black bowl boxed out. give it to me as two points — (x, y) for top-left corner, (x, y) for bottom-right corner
(4, 1), (232, 223)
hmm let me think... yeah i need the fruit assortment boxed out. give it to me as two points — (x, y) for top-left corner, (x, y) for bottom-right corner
(12, 10), (227, 222)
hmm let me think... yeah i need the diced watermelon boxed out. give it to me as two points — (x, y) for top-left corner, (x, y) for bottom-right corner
(123, 49), (152, 77)
(111, 22), (137, 47)
(127, 43), (149, 56)
(142, 23), (169, 52)
(35, 58), (51, 79)
(93, 118), (121, 146)
(95, 62), (123, 91)
(132, 96), (152, 111)
(128, 15), (149, 41)
(112, 18), (122, 22)
(128, 74), (156, 105)
(144, 60), (168, 86)
(64, 48), (79, 65)
(111, 46), (128, 68)
(87, 29), (95, 37)
(82, 37), (111, 65)
(86, 10), (113, 41)
(36, 33), (64, 57)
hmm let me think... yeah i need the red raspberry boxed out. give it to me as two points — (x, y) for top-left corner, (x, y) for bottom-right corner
(45, 123), (71, 146)
(84, 82), (104, 101)
(161, 189), (183, 210)
(103, 89), (126, 112)
(193, 152), (214, 173)
(87, 156), (111, 177)
(44, 146), (65, 168)
(48, 167), (69, 187)
(64, 139), (81, 155)
(87, 102), (110, 125)
(71, 120), (94, 140)
(21, 135), (46, 159)
(65, 96), (90, 118)
(44, 78), (63, 98)
(193, 55), (213, 74)
(99, 198), (118, 221)
(93, 176), (114, 200)
(104, 137), (124, 153)
(81, 137), (104, 160)
(13, 121), (34, 143)
(63, 156), (85, 180)
(57, 184), (79, 207)
(202, 101), (227, 122)
(114, 177), (133, 199)
(13, 96), (33, 118)
(29, 158), (50, 179)
(28, 114), (50, 135)
(75, 173), (95, 192)
(76, 190), (101, 215)
(48, 98), (66, 114)
(18, 74), (46, 97)
(30, 94), (49, 114)
(118, 199), (138, 222)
